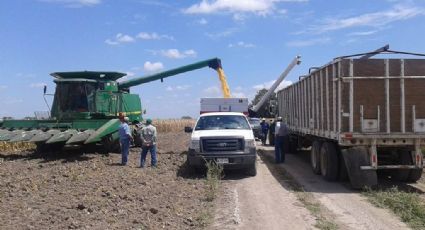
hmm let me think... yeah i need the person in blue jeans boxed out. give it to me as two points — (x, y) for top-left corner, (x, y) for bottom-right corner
(277, 121), (289, 163)
(260, 118), (269, 145)
(139, 119), (158, 168)
(274, 117), (283, 163)
(118, 114), (133, 166)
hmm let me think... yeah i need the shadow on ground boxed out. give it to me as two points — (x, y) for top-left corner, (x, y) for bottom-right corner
(176, 155), (252, 180)
(258, 147), (425, 195)
(0, 148), (96, 164)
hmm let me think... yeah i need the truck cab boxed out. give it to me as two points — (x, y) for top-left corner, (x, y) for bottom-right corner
(185, 112), (257, 176)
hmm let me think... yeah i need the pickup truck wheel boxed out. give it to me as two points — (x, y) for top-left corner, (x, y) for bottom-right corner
(247, 163), (257, 176)
(320, 142), (339, 181)
(311, 141), (322, 174)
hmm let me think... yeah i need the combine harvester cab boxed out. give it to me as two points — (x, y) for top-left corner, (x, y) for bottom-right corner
(0, 58), (227, 153)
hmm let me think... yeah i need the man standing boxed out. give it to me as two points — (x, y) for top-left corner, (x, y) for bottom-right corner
(277, 121), (289, 163)
(260, 118), (269, 145)
(274, 117), (282, 163)
(140, 118), (157, 168)
(118, 114), (133, 166)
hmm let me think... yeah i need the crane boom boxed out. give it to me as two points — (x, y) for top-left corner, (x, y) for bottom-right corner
(251, 56), (301, 113)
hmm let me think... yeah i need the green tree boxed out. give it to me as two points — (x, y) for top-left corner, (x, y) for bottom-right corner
(249, 88), (277, 118)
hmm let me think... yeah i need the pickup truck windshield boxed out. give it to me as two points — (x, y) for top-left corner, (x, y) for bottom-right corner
(195, 115), (250, 130)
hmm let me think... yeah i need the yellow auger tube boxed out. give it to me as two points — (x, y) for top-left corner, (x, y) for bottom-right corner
(216, 68), (231, 98)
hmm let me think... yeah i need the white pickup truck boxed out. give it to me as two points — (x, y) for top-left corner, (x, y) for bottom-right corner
(185, 111), (257, 176)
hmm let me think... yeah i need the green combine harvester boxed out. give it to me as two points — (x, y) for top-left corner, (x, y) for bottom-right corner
(0, 58), (223, 152)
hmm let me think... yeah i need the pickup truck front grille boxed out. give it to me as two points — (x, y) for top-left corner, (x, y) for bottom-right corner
(202, 138), (244, 152)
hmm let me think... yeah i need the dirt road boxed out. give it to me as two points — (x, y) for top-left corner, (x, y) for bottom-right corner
(264, 146), (409, 230)
(212, 145), (411, 230)
(211, 153), (316, 230)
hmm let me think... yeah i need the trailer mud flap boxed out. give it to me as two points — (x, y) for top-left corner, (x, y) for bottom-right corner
(342, 147), (377, 189)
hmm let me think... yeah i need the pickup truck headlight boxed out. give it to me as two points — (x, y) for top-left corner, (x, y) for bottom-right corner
(189, 140), (200, 152)
(245, 139), (256, 152)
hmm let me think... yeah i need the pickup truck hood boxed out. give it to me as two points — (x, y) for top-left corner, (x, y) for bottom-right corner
(191, 129), (254, 140)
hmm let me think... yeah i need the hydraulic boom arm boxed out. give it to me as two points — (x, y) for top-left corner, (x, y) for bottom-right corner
(250, 56), (301, 115)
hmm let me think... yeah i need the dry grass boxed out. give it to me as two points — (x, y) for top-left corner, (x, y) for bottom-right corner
(153, 119), (196, 133)
(0, 141), (35, 152)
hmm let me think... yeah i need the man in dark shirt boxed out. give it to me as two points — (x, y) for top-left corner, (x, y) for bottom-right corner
(277, 121), (289, 163)
(260, 118), (269, 145)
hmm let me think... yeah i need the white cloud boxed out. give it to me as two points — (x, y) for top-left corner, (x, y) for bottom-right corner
(126, 71), (136, 77)
(176, 85), (191, 90)
(166, 85), (192, 91)
(253, 80), (292, 91)
(348, 30), (379, 36)
(143, 61), (164, 72)
(183, 0), (306, 16)
(137, 32), (174, 40)
(286, 37), (330, 47)
(228, 41), (256, 48)
(205, 28), (238, 39)
(198, 18), (208, 25)
(1, 98), (24, 105)
(105, 33), (135, 45)
(157, 49), (197, 59)
(232, 92), (247, 98)
(29, 83), (47, 88)
(203, 86), (222, 97)
(232, 13), (247, 21)
(0, 85), (7, 90)
(40, 0), (101, 7)
(303, 5), (425, 34)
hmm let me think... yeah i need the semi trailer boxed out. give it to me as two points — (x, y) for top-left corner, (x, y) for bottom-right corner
(277, 48), (425, 188)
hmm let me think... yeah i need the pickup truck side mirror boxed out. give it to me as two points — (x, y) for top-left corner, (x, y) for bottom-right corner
(184, 126), (193, 133)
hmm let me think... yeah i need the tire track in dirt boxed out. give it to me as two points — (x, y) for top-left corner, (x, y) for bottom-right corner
(258, 146), (410, 230)
(211, 155), (317, 230)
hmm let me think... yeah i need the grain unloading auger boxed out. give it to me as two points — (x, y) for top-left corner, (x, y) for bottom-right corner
(0, 58), (227, 153)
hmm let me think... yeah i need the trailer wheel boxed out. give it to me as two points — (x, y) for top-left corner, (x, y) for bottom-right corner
(396, 150), (423, 183)
(407, 168), (423, 182)
(342, 147), (378, 189)
(288, 136), (298, 154)
(320, 142), (339, 181)
(392, 150), (411, 182)
(311, 141), (322, 175)
(339, 150), (349, 181)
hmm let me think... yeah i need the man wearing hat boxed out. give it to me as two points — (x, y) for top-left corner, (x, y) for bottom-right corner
(118, 113), (133, 166)
(139, 118), (158, 168)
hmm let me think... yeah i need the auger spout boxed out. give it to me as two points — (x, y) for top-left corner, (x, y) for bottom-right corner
(118, 58), (223, 89)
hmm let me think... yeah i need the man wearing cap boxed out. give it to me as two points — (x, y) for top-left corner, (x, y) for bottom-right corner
(118, 114), (133, 166)
(260, 118), (269, 145)
(139, 118), (158, 168)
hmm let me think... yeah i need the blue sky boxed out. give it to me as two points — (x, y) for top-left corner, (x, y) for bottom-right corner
(1, 0), (425, 119)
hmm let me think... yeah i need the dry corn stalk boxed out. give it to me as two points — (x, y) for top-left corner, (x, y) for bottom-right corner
(152, 119), (196, 133)
(0, 141), (35, 152)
